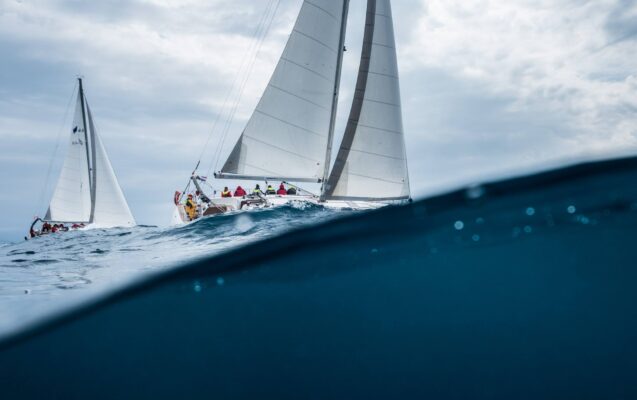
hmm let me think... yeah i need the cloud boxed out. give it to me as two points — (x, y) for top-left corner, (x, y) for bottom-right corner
(0, 0), (635, 239)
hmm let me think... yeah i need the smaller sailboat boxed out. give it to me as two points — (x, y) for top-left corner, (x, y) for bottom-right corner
(173, 0), (410, 224)
(28, 78), (135, 238)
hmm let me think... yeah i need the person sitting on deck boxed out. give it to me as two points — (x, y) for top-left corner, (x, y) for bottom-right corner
(287, 185), (297, 195)
(277, 183), (287, 196)
(266, 185), (276, 195)
(42, 222), (52, 233)
(221, 187), (232, 198)
(234, 186), (247, 197)
(185, 194), (197, 220)
(253, 184), (263, 196)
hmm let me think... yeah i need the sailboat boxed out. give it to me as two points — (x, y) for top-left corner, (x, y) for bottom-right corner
(28, 78), (135, 238)
(174, 0), (410, 223)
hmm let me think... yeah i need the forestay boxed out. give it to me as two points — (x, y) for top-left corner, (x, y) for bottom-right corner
(220, 0), (347, 182)
(45, 91), (92, 222)
(324, 0), (410, 201)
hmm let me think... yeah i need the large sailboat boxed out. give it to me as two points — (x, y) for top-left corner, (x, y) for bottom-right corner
(29, 79), (135, 238)
(174, 0), (410, 223)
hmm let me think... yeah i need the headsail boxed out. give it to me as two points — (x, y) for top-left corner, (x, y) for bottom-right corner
(324, 0), (410, 201)
(219, 0), (348, 183)
(46, 85), (92, 222)
(86, 104), (135, 227)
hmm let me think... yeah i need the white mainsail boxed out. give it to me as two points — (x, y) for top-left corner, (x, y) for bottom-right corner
(46, 89), (92, 222)
(87, 104), (135, 227)
(45, 79), (135, 227)
(219, 0), (348, 182)
(324, 0), (410, 200)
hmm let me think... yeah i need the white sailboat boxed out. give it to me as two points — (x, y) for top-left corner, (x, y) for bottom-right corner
(174, 0), (409, 223)
(29, 79), (135, 238)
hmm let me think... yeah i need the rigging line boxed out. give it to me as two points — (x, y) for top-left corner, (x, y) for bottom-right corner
(35, 81), (78, 218)
(209, 0), (282, 177)
(193, 0), (279, 174)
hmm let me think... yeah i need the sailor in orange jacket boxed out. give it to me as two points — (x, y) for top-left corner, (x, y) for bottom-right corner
(221, 187), (233, 198)
(277, 183), (287, 195)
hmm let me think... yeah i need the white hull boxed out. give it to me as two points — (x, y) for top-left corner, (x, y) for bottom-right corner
(171, 194), (392, 226)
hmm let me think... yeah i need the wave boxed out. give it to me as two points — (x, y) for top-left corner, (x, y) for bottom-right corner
(2, 156), (637, 398)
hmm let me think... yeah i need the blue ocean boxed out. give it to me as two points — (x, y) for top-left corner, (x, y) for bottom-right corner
(1, 157), (637, 399)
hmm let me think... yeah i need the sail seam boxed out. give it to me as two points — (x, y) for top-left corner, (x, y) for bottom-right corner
(361, 98), (400, 108)
(279, 56), (332, 82)
(304, 1), (339, 22)
(355, 123), (402, 135)
(244, 135), (321, 162)
(367, 70), (399, 79)
(269, 84), (330, 111)
(252, 110), (325, 138)
(371, 41), (395, 50)
(291, 29), (338, 54)
(343, 171), (405, 184)
(339, 147), (405, 161)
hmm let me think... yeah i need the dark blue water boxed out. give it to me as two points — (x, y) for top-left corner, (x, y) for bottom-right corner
(1, 157), (637, 399)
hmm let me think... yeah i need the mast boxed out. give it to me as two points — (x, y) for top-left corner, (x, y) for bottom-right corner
(78, 78), (95, 222)
(320, 0), (350, 201)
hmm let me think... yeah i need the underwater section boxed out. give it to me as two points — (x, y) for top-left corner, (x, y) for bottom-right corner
(1, 156), (637, 399)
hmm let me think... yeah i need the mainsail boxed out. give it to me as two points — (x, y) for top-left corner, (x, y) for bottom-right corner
(218, 0), (349, 183)
(46, 79), (135, 227)
(324, 0), (410, 201)
(46, 85), (92, 222)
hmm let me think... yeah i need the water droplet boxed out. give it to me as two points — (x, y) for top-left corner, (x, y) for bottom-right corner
(371, 248), (379, 254)
(465, 185), (485, 200)
(578, 216), (590, 225)
(524, 225), (533, 234)
(567, 205), (577, 214)
(476, 217), (485, 224)
(472, 234), (480, 242)
(454, 221), (464, 231)
(216, 277), (225, 286)
(234, 214), (254, 233)
(193, 281), (202, 293)
(512, 227), (522, 238)
(526, 207), (536, 216)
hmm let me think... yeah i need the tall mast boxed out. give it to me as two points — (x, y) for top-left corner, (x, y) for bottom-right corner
(77, 78), (95, 223)
(320, 0), (350, 201)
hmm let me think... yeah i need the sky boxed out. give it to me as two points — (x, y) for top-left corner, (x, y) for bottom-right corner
(1, 0), (636, 240)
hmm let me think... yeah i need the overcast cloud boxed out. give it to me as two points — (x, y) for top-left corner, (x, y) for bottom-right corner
(1, 0), (635, 240)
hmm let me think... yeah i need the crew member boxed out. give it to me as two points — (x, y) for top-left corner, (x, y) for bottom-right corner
(266, 185), (276, 195)
(234, 186), (247, 197)
(221, 187), (232, 198)
(185, 194), (197, 220)
(253, 184), (263, 195)
(287, 185), (298, 195)
(277, 183), (287, 195)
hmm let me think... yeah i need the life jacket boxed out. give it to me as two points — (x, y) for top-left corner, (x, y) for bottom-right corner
(266, 186), (276, 195)
(222, 190), (232, 198)
(234, 187), (247, 197)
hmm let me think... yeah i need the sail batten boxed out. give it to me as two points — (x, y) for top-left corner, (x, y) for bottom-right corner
(325, 0), (410, 201)
(220, 0), (348, 181)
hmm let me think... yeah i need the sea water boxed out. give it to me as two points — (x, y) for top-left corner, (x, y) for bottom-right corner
(1, 157), (637, 399)
(0, 202), (341, 338)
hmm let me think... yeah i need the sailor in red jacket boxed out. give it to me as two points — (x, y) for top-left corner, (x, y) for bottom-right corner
(277, 183), (287, 196)
(234, 186), (247, 197)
